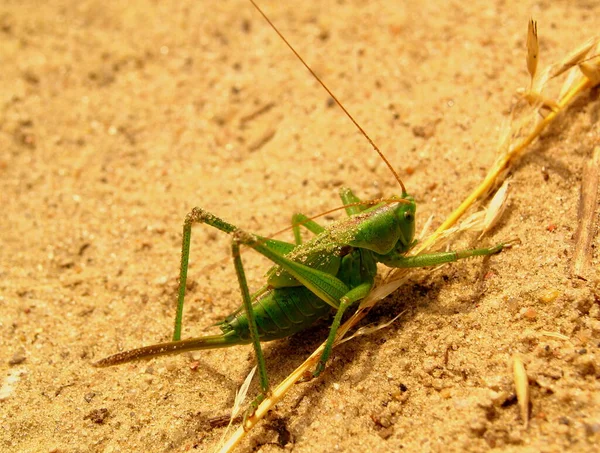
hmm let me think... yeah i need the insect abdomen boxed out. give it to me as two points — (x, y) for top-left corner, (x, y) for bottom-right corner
(222, 287), (332, 342)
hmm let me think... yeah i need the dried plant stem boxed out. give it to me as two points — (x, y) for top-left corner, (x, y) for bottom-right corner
(218, 346), (323, 452)
(571, 146), (600, 278)
(419, 77), (593, 253)
(513, 355), (530, 428)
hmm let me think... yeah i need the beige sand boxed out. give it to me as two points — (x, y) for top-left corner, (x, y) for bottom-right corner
(1, 1), (599, 452)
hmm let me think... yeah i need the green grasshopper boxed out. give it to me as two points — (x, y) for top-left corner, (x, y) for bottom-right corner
(94, 0), (504, 408)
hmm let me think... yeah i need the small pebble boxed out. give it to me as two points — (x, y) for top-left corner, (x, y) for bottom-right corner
(432, 379), (444, 391)
(378, 426), (394, 440)
(83, 408), (109, 424)
(584, 422), (600, 435)
(440, 388), (452, 399)
(522, 308), (537, 320)
(538, 289), (561, 303)
(8, 350), (26, 366)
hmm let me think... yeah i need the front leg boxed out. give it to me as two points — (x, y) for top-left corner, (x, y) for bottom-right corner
(339, 187), (370, 215)
(173, 208), (238, 340)
(226, 227), (353, 400)
(231, 234), (271, 409)
(172, 207), (297, 341)
(312, 280), (373, 378)
(377, 243), (504, 268)
(291, 213), (325, 245)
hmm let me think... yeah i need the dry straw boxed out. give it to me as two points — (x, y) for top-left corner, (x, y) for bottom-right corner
(513, 355), (530, 428)
(571, 146), (600, 279)
(219, 21), (600, 453)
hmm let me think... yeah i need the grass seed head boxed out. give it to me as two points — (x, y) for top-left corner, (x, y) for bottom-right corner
(579, 57), (600, 85)
(526, 19), (539, 83)
(550, 37), (597, 79)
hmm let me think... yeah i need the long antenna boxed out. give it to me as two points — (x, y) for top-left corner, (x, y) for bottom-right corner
(249, 0), (407, 194)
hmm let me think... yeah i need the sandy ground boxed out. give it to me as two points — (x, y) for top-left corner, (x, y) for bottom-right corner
(1, 1), (599, 452)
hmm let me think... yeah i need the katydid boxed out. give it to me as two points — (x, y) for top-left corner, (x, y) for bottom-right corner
(94, 0), (504, 407)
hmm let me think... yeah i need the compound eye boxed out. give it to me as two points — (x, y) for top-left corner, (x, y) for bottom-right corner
(403, 211), (414, 222)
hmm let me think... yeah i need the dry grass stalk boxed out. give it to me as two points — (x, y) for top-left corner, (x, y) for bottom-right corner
(571, 146), (600, 279)
(579, 59), (600, 85)
(418, 35), (599, 255)
(526, 19), (539, 85)
(512, 355), (530, 428)
(539, 331), (570, 341)
(550, 37), (598, 79)
(218, 25), (600, 453)
(214, 366), (257, 452)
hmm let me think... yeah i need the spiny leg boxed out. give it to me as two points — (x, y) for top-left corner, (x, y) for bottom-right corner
(277, 187), (374, 281)
(313, 280), (373, 378)
(228, 228), (355, 412)
(231, 235), (270, 405)
(234, 229), (350, 309)
(173, 209), (368, 394)
(291, 186), (367, 245)
(232, 229), (383, 380)
(291, 213), (324, 245)
(379, 243), (504, 268)
(173, 208), (237, 341)
(173, 207), (296, 341)
(171, 208), (305, 416)
(339, 187), (369, 215)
